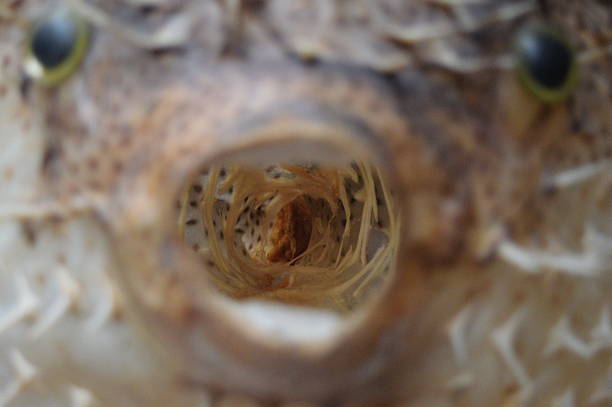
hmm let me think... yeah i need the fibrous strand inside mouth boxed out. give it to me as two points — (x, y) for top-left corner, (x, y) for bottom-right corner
(178, 160), (399, 314)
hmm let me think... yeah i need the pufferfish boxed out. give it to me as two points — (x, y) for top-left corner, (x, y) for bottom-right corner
(0, 0), (610, 406)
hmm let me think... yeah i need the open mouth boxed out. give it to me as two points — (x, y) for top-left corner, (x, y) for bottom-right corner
(177, 150), (401, 316)
(112, 111), (412, 395)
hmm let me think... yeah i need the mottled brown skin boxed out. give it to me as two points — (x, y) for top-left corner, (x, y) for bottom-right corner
(1, 0), (611, 405)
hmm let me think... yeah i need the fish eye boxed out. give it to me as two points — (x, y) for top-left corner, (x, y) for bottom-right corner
(514, 22), (577, 103)
(23, 9), (90, 86)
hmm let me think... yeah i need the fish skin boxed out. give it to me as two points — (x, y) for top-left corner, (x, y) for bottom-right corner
(0, 0), (610, 406)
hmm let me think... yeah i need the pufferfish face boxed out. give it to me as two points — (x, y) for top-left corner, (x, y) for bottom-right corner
(0, 0), (610, 406)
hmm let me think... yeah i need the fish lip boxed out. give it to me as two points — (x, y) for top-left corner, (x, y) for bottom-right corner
(104, 102), (429, 400)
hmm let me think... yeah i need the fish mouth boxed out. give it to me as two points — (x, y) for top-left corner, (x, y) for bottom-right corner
(178, 148), (400, 315)
(110, 106), (419, 399)
(168, 116), (404, 349)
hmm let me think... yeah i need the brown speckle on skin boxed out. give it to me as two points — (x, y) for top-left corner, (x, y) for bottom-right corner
(18, 75), (31, 99)
(88, 180), (103, 191)
(112, 160), (124, 174)
(1, 55), (11, 68)
(3, 167), (14, 180)
(87, 157), (100, 171)
(20, 220), (37, 246)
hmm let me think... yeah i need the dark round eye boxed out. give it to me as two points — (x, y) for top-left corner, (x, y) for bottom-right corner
(514, 23), (577, 103)
(24, 9), (90, 86)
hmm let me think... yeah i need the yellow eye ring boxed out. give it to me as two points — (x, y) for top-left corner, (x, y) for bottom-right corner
(514, 22), (578, 103)
(23, 9), (90, 86)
